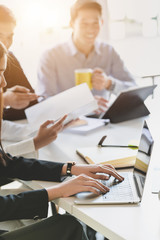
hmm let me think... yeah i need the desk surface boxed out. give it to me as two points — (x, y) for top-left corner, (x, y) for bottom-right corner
(19, 96), (160, 240)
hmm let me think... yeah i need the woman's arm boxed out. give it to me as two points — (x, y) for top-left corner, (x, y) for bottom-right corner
(0, 189), (48, 221)
(0, 155), (64, 182)
(2, 116), (66, 158)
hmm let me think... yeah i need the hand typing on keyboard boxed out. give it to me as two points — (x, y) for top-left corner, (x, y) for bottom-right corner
(71, 164), (124, 183)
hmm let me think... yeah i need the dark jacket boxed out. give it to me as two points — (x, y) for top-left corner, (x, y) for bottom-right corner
(3, 52), (37, 121)
(0, 154), (64, 224)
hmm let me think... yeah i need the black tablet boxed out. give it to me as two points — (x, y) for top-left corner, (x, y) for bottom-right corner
(100, 85), (157, 123)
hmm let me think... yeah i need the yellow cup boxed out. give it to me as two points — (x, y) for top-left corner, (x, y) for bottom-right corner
(75, 68), (93, 89)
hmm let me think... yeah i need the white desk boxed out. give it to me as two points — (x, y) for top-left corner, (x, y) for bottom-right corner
(19, 114), (160, 240)
(13, 94), (160, 240)
(72, 141), (160, 240)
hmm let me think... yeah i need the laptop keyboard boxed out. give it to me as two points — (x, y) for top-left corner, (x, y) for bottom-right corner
(100, 172), (135, 202)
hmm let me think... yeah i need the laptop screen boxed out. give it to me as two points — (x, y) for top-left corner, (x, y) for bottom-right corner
(133, 121), (154, 198)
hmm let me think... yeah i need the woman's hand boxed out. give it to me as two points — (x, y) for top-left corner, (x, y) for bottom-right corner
(62, 163), (124, 182)
(34, 115), (67, 150)
(3, 85), (38, 109)
(47, 174), (110, 201)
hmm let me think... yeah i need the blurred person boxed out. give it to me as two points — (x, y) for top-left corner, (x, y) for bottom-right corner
(0, 4), (106, 119)
(0, 5), (38, 121)
(0, 5), (77, 162)
(37, 0), (136, 102)
(0, 41), (124, 240)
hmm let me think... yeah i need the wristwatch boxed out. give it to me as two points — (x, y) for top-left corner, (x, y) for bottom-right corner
(109, 78), (115, 91)
(66, 161), (76, 176)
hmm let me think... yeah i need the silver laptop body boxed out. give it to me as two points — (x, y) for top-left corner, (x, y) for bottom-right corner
(75, 121), (153, 205)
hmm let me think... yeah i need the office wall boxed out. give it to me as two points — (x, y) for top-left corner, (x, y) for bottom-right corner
(0, 0), (160, 88)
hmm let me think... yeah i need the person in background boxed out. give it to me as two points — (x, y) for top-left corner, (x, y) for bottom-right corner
(0, 5), (76, 163)
(0, 4), (107, 119)
(0, 41), (124, 240)
(37, 0), (136, 101)
(0, 5), (38, 121)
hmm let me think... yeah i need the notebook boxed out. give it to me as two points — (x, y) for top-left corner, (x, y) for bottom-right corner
(75, 121), (154, 204)
(76, 146), (138, 169)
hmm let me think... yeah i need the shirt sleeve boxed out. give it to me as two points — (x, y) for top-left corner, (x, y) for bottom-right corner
(36, 49), (59, 97)
(4, 138), (37, 159)
(109, 47), (136, 95)
(2, 120), (32, 142)
(2, 121), (38, 158)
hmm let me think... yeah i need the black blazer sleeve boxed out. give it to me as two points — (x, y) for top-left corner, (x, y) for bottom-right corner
(0, 189), (48, 221)
(3, 52), (37, 121)
(0, 154), (64, 182)
(0, 154), (65, 221)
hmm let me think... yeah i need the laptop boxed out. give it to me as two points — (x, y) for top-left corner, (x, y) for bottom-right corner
(74, 121), (154, 205)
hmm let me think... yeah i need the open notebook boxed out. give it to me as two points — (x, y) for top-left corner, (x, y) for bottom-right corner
(76, 123), (152, 172)
(76, 146), (137, 169)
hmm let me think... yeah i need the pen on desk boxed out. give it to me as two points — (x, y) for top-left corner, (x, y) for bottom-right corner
(97, 135), (138, 149)
(85, 156), (94, 164)
(98, 144), (138, 149)
(98, 135), (107, 146)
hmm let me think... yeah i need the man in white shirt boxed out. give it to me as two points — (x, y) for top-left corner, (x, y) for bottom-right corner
(37, 0), (136, 100)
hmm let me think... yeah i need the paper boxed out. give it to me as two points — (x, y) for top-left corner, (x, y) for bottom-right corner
(66, 116), (110, 134)
(25, 83), (98, 130)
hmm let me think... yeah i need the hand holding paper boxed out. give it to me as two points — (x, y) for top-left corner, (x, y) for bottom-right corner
(25, 83), (98, 131)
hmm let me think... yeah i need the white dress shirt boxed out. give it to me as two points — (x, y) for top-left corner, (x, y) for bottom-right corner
(2, 120), (37, 158)
(37, 37), (136, 98)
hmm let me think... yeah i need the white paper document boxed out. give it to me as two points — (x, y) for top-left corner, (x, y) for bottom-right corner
(66, 116), (110, 134)
(25, 83), (98, 130)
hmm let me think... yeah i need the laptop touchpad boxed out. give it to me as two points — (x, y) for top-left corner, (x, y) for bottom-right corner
(76, 192), (99, 199)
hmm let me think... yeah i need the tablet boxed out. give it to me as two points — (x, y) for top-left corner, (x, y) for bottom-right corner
(100, 85), (157, 123)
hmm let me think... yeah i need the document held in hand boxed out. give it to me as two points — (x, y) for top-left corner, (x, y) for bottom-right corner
(25, 83), (98, 130)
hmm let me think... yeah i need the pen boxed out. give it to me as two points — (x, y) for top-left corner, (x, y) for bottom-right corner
(85, 156), (94, 164)
(6, 89), (39, 97)
(98, 144), (138, 149)
(97, 135), (138, 149)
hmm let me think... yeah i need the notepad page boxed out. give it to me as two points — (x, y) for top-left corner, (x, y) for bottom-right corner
(76, 146), (137, 167)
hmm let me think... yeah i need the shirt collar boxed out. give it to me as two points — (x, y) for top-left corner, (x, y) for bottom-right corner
(67, 37), (78, 56)
(67, 36), (101, 56)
